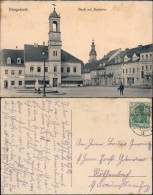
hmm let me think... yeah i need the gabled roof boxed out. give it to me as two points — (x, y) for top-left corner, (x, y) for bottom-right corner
(103, 48), (121, 60)
(0, 49), (24, 66)
(106, 44), (153, 66)
(83, 49), (121, 72)
(106, 50), (128, 66)
(24, 44), (82, 63)
(61, 49), (82, 63)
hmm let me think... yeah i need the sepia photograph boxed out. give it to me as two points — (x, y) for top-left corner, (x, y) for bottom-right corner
(0, 0), (152, 97)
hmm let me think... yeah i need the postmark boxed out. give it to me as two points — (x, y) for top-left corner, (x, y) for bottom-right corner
(129, 102), (152, 136)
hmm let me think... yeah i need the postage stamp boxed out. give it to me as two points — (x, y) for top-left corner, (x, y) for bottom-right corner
(129, 102), (152, 136)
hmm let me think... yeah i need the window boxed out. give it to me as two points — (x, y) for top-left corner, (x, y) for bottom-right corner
(123, 69), (124, 73)
(150, 65), (152, 70)
(19, 70), (22, 75)
(73, 67), (76, 72)
(45, 67), (48, 72)
(17, 58), (21, 64)
(142, 55), (144, 61)
(25, 80), (35, 85)
(146, 65), (148, 70)
(53, 21), (57, 32)
(61, 67), (63, 72)
(11, 70), (15, 75)
(5, 70), (8, 75)
(11, 81), (15, 85)
(126, 69), (128, 73)
(39, 80), (49, 85)
(150, 53), (152, 58)
(19, 81), (22, 86)
(53, 51), (57, 56)
(129, 68), (131, 73)
(133, 68), (135, 73)
(7, 57), (11, 64)
(67, 67), (70, 72)
(131, 78), (134, 84)
(54, 66), (57, 72)
(30, 67), (34, 72)
(137, 68), (139, 72)
(146, 54), (148, 60)
(141, 71), (144, 78)
(37, 67), (41, 72)
(142, 66), (144, 71)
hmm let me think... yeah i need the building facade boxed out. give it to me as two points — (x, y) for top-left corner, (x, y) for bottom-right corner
(82, 44), (152, 88)
(0, 50), (25, 89)
(0, 7), (83, 89)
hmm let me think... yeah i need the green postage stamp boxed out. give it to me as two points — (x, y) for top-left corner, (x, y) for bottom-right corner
(129, 102), (152, 136)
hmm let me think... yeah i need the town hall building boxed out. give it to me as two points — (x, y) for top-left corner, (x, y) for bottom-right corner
(0, 6), (83, 89)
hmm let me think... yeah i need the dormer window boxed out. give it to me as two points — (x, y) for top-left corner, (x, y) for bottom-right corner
(124, 55), (129, 62)
(118, 57), (121, 63)
(17, 58), (21, 64)
(7, 57), (11, 64)
(132, 53), (138, 61)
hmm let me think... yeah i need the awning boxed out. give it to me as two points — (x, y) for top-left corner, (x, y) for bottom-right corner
(25, 76), (49, 81)
(61, 76), (83, 82)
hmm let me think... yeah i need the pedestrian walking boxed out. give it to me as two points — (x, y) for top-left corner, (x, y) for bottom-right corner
(119, 82), (124, 96)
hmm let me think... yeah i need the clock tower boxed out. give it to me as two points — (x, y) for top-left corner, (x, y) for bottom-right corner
(48, 5), (62, 87)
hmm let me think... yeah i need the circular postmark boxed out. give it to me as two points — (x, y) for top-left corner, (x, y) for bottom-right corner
(129, 102), (152, 137)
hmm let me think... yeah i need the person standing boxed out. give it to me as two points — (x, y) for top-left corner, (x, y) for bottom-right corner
(119, 82), (124, 95)
(35, 78), (40, 93)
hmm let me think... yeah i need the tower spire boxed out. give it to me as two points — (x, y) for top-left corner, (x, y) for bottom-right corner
(92, 37), (94, 44)
(89, 38), (97, 62)
(49, 4), (60, 18)
(52, 4), (56, 10)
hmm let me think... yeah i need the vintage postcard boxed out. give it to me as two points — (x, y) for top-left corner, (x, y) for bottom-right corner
(1, 98), (152, 194)
(0, 0), (152, 97)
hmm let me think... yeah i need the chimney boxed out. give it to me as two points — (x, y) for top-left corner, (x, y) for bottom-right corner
(16, 46), (18, 49)
(34, 43), (38, 47)
(138, 45), (142, 48)
(125, 48), (129, 51)
(43, 41), (45, 46)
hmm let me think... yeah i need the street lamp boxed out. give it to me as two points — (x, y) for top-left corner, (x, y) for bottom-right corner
(42, 51), (46, 97)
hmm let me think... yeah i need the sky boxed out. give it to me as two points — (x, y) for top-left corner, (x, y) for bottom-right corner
(1, 1), (152, 63)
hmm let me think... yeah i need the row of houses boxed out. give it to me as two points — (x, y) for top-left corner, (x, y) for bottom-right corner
(82, 44), (153, 87)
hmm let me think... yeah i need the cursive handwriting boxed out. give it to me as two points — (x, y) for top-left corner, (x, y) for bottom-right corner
(1, 99), (72, 194)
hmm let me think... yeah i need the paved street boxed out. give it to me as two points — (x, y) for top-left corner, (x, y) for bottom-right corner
(1, 86), (152, 97)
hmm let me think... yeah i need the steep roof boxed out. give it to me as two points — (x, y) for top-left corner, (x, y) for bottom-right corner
(106, 44), (153, 66)
(106, 50), (128, 66)
(82, 49), (121, 72)
(61, 49), (82, 63)
(24, 44), (48, 62)
(103, 48), (120, 60)
(49, 8), (60, 18)
(140, 44), (153, 53)
(0, 49), (24, 67)
(24, 44), (82, 63)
